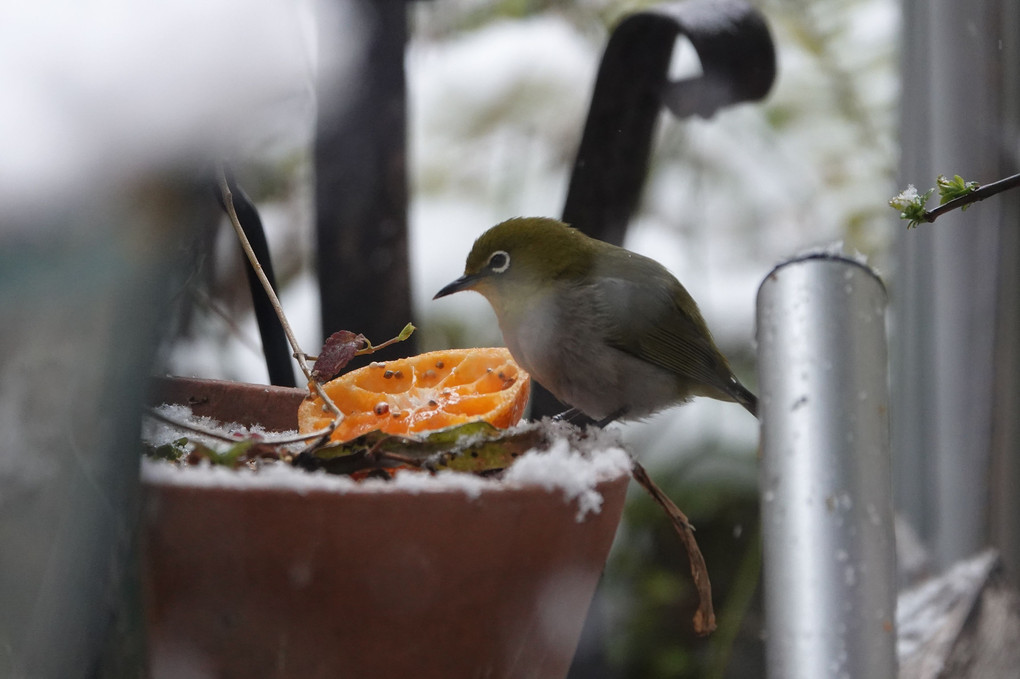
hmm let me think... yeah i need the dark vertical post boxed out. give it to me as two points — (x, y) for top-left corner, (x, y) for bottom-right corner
(561, 13), (677, 247)
(987, 2), (1020, 583)
(315, 0), (417, 356)
(889, 0), (937, 561)
(561, 0), (775, 248)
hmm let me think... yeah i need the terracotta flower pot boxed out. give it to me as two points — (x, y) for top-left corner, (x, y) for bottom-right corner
(142, 377), (629, 679)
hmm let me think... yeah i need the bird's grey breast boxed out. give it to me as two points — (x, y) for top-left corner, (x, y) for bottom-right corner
(497, 279), (676, 420)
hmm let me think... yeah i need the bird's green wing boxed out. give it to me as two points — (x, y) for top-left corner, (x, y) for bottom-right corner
(591, 255), (738, 397)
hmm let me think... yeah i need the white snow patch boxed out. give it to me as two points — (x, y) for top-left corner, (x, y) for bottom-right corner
(896, 549), (999, 663)
(142, 412), (631, 521)
(503, 437), (632, 521)
(889, 184), (920, 209)
(140, 458), (501, 498)
(143, 403), (289, 448)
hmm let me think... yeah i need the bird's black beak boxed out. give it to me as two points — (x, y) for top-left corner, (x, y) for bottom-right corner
(433, 273), (481, 300)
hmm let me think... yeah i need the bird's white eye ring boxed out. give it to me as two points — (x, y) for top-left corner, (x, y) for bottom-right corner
(488, 250), (510, 273)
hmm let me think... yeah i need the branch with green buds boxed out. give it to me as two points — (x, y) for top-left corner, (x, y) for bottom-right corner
(890, 172), (1020, 228)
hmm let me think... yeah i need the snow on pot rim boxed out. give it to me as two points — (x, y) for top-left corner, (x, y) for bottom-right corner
(141, 418), (633, 521)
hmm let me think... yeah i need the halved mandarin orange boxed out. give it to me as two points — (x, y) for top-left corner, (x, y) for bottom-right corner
(298, 347), (531, 443)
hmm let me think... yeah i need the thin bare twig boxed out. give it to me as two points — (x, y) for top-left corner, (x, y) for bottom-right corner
(630, 458), (717, 635)
(146, 407), (248, 443)
(145, 406), (330, 447)
(216, 169), (342, 436)
(217, 172), (310, 381)
(355, 325), (414, 356)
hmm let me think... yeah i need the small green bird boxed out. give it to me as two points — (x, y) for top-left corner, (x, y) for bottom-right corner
(434, 217), (758, 424)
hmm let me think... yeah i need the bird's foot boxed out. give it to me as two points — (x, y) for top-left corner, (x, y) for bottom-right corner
(594, 408), (627, 428)
(552, 407), (625, 428)
(552, 407), (586, 423)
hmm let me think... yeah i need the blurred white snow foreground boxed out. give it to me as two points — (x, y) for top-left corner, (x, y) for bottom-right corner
(0, 0), (354, 222)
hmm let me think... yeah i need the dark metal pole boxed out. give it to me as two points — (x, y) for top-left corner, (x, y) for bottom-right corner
(315, 0), (416, 357)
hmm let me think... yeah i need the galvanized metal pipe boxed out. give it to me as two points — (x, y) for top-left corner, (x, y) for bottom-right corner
(756, 254), (897, 679)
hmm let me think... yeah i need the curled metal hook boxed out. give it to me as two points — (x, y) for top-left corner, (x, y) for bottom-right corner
(562, 0), (776, 245)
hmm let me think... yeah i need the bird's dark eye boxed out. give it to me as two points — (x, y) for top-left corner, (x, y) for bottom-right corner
(487, 250), (510, 273)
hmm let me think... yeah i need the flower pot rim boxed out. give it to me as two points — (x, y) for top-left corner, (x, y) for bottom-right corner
(145, 375), (634, 520)
(142, 438), (631, 520)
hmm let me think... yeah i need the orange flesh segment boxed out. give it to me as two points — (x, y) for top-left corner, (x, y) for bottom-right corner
(297, 347), (531, 443)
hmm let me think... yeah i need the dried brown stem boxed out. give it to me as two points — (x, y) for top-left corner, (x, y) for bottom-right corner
(630, 459), (717, 635)
(216, 169), (342, 437)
